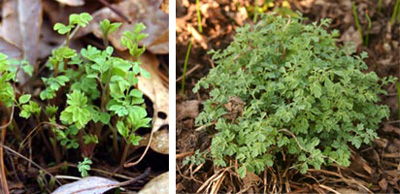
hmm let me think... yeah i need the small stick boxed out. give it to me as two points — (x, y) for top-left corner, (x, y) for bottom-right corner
(176, 151), (195, 159)
(124, 129), (154, 168)
(0, 105), (14, 130)
(98, 0), (131, 23)
(0, 143), (61, 185)
(176, 64), (201, 82)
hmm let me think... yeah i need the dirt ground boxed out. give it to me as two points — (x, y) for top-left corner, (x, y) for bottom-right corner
(176, 0), (399, 193)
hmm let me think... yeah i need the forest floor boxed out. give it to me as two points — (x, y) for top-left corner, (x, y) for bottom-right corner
(176, 0), (399, 193)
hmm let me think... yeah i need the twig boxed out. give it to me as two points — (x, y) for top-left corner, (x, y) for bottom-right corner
(0, 120), (9, 194)
(98, 0), (131, 23)
(176, 64), (201, 82)
(0, 105), (14, 130)
(176, 151), (195, 159)
(124, 129), (154, 168)
(0, 143), (61, 185)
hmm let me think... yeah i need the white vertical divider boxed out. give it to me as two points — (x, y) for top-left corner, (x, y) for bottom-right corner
(169, 0), (177, 193)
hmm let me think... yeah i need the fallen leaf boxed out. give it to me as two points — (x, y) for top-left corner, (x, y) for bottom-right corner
(138, 172), (168, 194)
(379, 178), (388, 191)
(138, 53), (169, 132)
(0, 36), (22, 59)
(383, 122), (400, 135)
(77, 0), (169, 54)
(1, 0), (22, 48)
(56, 0), (85, 6)
(176, 100), (201, 121)
(339, 26), (362, 51)
(52, 176), (120, 194)
(139, 130), (168, 154)
(1, 0), (42, 84)
(42, 0), (101, 25)
(150, 130), (168, 154)
(17, 0), (42, 66)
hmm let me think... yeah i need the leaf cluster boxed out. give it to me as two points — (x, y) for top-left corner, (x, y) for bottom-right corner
(194, 14), (396, 178)
(0, 12), (152, 177)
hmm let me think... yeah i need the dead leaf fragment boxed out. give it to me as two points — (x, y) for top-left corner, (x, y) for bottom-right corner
(1, 0), (22, 48)
(138, 172), (168, 194)
(18, 0), (42, 66)
(150, 130), (169, 154)
(379, 178), (388, 191)
(0, 37), (22, 59)
(339, 26), (362, 51)
(138, 53), (169, 132)
(52, 176), (120, 194)
(56, 0), (85, 6)
(176, 100), (201, 121)
(139, 130), (169, 154)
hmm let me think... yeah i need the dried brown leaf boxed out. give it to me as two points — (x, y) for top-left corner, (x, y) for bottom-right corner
(18, 0), (42, 66)
(138, 53), (169, 132)
(0, 36), (22, 59)
(176, 100), (201, 121)
(138, 172), (169, 194)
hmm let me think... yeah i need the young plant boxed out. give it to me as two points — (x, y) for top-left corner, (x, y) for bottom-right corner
(0, 12), (152, 177)
(78, 157), (92, 177)
(100, 19), (122, 47)
(194, 14), (396, 178)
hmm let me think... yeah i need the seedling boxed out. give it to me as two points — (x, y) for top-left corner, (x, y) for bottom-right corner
(0, 12), (152, 177)
(194, 14), (396, 178)
(181, 38), (193, 96)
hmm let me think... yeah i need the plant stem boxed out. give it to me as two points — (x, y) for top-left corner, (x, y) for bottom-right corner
(181, 38), (193, 96)
(53, 61), (59, 77)
(391, 0), (400, 26)
(66, 31), (70, 48)
(254, 0), (259, 23)
(396, 80), (400, 120)
(378, 0), (382, 12)
(365, 12), (372, 46)
(196, 0), (203, 33)
(109, 125), (119, 157)
(352, 2), (363, 45)
(119, 140), (130, 169)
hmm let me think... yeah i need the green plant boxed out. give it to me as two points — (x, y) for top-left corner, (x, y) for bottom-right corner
(352, 2), (364, 45)
(194, 14), (396, 178)
(183, 149), (208, 166)
(100, 19), (122, 47)
(396, 80), (400, 120)
(78, 157), (92, 177)
(181, 38), (193, 95)
(391, 0), (400, 26)
(0, 12), (151, 176)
